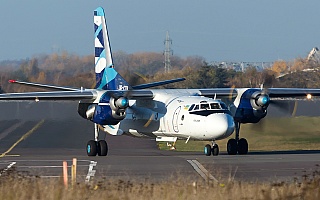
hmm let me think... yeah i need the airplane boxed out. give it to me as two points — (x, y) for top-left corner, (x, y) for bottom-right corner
(1, 7), (320, 157)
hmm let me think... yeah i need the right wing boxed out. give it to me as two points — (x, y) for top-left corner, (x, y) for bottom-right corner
(0, 90), (97, 101)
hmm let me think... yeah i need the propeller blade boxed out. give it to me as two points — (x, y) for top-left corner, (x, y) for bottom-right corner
(269, 100), (297, 116)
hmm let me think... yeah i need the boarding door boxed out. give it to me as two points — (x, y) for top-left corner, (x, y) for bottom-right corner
(172, 106), (181, 133)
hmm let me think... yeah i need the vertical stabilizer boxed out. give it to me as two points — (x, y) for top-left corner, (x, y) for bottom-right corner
(94, 7), (130, 90)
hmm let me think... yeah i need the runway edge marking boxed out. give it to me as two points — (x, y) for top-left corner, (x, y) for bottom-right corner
(0, 120), (45, 158)
(187, 159), (218, 182)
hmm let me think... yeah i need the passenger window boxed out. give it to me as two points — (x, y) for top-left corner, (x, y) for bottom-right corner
(181, 115), (185, 120)
(194, 105), (199, 110)
(200, 104), (210, 110)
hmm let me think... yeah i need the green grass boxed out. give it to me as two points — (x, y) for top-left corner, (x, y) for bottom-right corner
(158, 117), (320, 152)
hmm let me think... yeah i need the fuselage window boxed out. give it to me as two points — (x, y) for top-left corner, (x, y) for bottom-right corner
(200, 104), (210, 110)
(210, 103), (220, 109)
(188, 104), (195, 111)
(181, 115), (185, 120)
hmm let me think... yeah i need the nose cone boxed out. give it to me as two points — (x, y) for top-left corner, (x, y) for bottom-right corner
(206, 114), (235, 140)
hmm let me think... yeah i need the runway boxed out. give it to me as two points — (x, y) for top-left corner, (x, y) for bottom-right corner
(0, 102), (319, 184)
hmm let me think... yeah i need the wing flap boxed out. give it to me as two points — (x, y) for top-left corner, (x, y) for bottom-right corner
(107, 90), (154, 99)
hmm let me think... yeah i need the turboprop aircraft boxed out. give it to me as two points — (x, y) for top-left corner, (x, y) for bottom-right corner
(1, 7), (320, 157)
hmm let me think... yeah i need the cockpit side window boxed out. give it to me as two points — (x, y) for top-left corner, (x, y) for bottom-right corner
(220, 102), (228, 109)
(200, 104), (210, 110)
(188, 104), (195, 111)
(210, 103), (220, 109)
(194, 105), (199, 110)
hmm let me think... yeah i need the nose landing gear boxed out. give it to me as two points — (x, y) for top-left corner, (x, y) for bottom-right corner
(204, 142), (219, 156)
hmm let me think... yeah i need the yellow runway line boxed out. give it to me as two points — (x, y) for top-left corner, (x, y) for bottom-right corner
(0, 120), (45, 158)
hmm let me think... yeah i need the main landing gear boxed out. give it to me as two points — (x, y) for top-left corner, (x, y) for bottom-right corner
(227, 122), (248, 155)
(204, 142), (219, 156)
(86, 123), (108, 156)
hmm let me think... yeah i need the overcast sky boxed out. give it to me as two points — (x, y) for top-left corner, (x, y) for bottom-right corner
(0, 0), (319, 62)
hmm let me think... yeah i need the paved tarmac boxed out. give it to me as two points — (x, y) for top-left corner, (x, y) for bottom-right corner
(0, 102), (319, 184)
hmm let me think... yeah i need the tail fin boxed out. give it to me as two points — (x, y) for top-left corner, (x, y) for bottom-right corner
(94, 7), (130, 90)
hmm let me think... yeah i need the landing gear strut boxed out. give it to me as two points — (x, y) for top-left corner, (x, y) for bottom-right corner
(86, 123), (108, 156)
(204, 141), (219, 156)
(227, 122), (248, 155)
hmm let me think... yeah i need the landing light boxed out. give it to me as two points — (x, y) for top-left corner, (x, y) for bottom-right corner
(307, 94), (312, 100)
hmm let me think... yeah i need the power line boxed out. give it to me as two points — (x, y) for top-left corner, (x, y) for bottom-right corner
(164, 31), (173, 73)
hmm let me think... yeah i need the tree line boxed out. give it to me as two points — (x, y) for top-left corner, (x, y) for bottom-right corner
(0, 51), (320, 93)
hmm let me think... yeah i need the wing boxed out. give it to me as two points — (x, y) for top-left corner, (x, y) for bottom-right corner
(198, 88), (238, 98)
(197, 88), (320, 99)
(132, 78), (186, 89)
(267, 88), (320, 98)
(0, 90), (97, 101)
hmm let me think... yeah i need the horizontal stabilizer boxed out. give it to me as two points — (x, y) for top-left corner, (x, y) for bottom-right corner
(8, 80), (79, 91)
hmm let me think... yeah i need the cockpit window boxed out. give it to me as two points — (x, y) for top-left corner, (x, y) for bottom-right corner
(189, 102), (228, 111)
(188, 104), (195, 111)
(200, 104), (210, 110)
(210, 103), (220, 109)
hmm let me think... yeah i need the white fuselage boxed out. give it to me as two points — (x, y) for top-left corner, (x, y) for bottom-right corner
(112, 90), (235, 141)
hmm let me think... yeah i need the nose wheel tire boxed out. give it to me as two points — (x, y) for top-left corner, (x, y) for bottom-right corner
(212, 144), (219, 156)
(204, 144), (212, 156)
(87, 140), (98, 156)
(204, 144), (219, 156)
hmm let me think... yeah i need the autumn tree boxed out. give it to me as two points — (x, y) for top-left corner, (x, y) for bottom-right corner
(271, 60), (288, 76)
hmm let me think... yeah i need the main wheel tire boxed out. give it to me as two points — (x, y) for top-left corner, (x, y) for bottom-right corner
(87, 140), (98, 156)
(97, 140), (108, 156)
(204, 144), (212, 156)
(227, 139), (237, 155)
(237, 138), (248, 155)
(212, 144), (219, 156)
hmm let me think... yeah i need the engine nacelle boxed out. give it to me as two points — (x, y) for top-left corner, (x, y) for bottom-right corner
(250, 91), (270, 110)
(77, 94), (130, 125)
(78, 103), (124, 125)
(231, 89), (270, 124)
